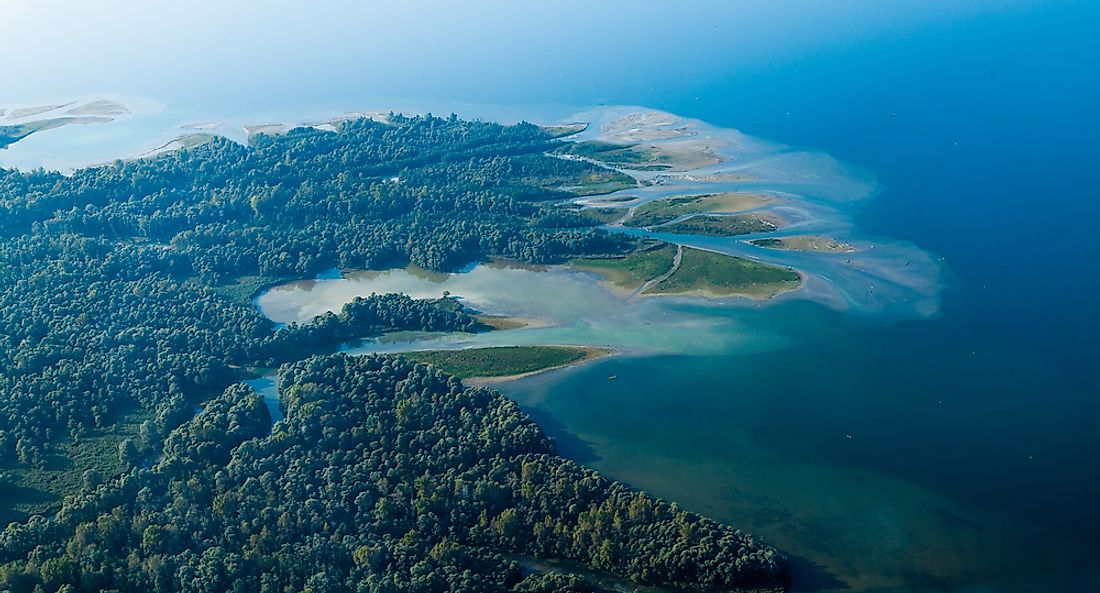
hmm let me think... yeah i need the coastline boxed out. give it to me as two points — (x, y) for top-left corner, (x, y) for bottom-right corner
(5, 98), (943, 322)
(461, 346), (614, 386)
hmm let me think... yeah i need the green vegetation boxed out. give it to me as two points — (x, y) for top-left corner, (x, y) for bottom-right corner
(556, 141), (675, 170)
(577, 207), (626, 225)
(540, 122), (588, 138)
(404, 345), (602, 378)
(474, 315), (531, 331)
(0, 405), (148, 527)
(570, 243), (678, 291)
(1, 115), (637, 517)
(626, 192), (772, 227)
(748, 235), (856, 253)
(573, 241), (799, 299)
(588, 195), (637, 204)
(559, 171), (637, 196)
(0, 355), (788, 592)
(0, 114), (789, 592)
(749, 238), (784, 248)
(651, 247), (801, 298)
(659, 214), (780, 236)
(211, 274), (291, 307)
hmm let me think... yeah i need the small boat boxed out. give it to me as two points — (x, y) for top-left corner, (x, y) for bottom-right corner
(607, 375), (618, 381)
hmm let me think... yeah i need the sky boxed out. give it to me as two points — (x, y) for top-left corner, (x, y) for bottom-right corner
(1, 0), (1053, 110)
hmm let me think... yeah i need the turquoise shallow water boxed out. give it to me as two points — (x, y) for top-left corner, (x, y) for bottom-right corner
(5, 1), (1100, 590)
(257, 258), (1099, 592)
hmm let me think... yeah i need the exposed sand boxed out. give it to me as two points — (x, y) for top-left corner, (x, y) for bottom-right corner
(473, 314), (555, 331)
(64, 99), (129, 117)
(243, 123), (296, 136)
(655, 211), (787, 236)
(602, 110), (677, 134)
(244, 112), (396, 139)
(685, 191), (775, 213)
(184, 122), (229, 131)
(646, 279), (802, 301)
(139, 133), (215, 159)
(641, 139), (724, 171)
(8, 103), (74, 119)
(615, 126), (696, 142)
(627, 193), (777, 227)
(541, 122), (589, 138)
(672, 172), (752, 183)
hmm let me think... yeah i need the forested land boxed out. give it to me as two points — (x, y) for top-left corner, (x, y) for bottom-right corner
(0, 355), (788, 593)
(0, 114), (789, 591)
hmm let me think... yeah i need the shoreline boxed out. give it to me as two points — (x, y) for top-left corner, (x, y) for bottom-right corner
(178, 102), (937, 323)
(461, 346), (614, 386)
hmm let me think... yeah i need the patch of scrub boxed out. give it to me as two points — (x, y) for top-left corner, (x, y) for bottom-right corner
(625, 192), (775, 227)
(557, 169), (637, 196)
(556, 140), (681, 170)
(540, 122), (588, 138)
(749, 236), (856, 253)
(404, 345), (609, 379)
(573, 206), (628, 225)
(656, 212), (785, 236)
(139, 133), (216, 159)
(559, 106), (943, 317)
(648, 247), (801, 300)
(569, 243), (679, 292)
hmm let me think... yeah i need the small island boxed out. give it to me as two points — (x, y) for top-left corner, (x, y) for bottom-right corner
(657, 212), (785, 236)
(624, 192), (775, 227)
(572, 242), (800, 299)
(749, 235), (857, 253)
(403, 345), (610, 380)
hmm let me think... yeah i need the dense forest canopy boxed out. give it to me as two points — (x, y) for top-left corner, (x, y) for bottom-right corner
(0, 355), (787, 592)
(0, 115), (789, 591)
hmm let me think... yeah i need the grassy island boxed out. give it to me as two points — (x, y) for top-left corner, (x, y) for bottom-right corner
(570, 242), (679, 291)
(626, 192), (773, 227)
(651, 247), (801, 299)
(749, 235), (857, 253)
(404, 345), (606, 378)
(572, 242), (800, 299)
(658, 213), (783, 236)
(556, 140), (678, 170)
(540, 122), (589, 138)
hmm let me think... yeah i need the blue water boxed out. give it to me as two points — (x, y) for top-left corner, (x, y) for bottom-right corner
(656, 0), (1100, 516)
(5, 1), (1100, 591)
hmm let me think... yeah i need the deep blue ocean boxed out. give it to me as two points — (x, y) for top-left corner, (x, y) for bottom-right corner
(5, 1), (1099, 591)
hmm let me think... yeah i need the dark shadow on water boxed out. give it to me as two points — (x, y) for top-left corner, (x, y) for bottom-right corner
(787, 553), (849, 592)
(521, 406), (602, 464)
